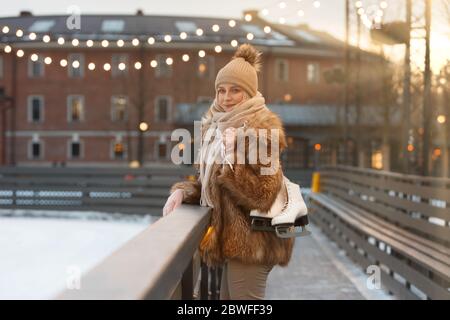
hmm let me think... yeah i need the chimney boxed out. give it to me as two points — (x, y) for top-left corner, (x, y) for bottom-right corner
(19, 11), (33, 17)
(136, 9), (144, 16)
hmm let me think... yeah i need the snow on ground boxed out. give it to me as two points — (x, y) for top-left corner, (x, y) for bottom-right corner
(0, 209), (157, 300)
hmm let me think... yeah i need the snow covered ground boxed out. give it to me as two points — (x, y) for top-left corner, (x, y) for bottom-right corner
(0, 209), (157, 300)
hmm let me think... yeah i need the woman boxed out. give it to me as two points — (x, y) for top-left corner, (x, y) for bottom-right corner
(163, 44), (294, 300)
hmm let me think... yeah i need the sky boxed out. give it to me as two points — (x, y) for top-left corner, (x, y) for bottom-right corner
(2, 0), (449, 73)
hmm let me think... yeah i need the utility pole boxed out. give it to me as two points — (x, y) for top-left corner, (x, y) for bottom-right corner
(343, 0), (350, 165)
(402, 0), (412, 174)
(422, 0), (432, 176)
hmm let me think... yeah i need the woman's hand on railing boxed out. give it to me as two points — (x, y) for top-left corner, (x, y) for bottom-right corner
(163, 189), (184, 216)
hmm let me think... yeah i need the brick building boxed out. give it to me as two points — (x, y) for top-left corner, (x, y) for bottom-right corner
(0, 10), (395, 168)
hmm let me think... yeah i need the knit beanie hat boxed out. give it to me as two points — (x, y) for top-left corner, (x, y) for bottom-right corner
(215, 44), (262, 97)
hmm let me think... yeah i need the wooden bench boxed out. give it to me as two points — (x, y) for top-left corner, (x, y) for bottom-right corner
(308, 165), (450, 300)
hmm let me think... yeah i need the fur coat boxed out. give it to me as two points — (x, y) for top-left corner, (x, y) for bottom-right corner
(170, 108), (295, 267)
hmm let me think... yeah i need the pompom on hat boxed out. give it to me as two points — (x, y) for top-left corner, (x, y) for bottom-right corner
(214, 44), (262, 97)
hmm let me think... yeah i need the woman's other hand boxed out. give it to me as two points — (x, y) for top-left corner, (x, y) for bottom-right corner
(163, 189), (184, 216)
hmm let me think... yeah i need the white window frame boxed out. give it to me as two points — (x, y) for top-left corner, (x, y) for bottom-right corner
(307, 62), (321, 84)
(110, 140), (128, 160)
(28, 139), (44, 160)
(155, 54), (173, 78)
(197, 56), (215, 79)
(110, 95), (128, 122)
(68, 53), (85, 78)
(28, 56), (45, 78)
(111, 54), (128, 77)
(154, 139), (169, 160)
(275, 58), (289, 82)
(67, 139), (84, 159)
(154, 95), (172, 123)
(27, 95), (44, 123)
(67, 95), (85, 122)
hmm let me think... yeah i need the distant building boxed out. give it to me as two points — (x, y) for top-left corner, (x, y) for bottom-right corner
(0, 10), (396, 169)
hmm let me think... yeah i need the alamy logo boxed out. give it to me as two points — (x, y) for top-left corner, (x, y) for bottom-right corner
(66, 265), (81, 290)
(66, 5), (81, 30)
(170, 121), (281, 175)
(366, 265), (381, 290)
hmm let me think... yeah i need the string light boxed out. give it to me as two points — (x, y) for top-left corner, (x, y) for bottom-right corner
(246, 33), (254, 40)
(57, 37), (65, 45)
(380, 1), (388, 9)
(16, 29), (23, 37)
(264, 26), (271, 33)
(244, 14), (252, 22)
(355, 1), (362, 8)
(228, 20), (236, 27)
(198, 50), (205, 57)
(134, 61), (142, 69)
(103, 63), (111, 71)
(117, 39), (124, 47)
(72, 39), (79, 46)
(279, 2), (287, 9)
(166, 57), (173, 65)
(118, 62), (126, 71)
(212, 24), (220, 32)
(180, 32), (187, 39)
(16, 49), (24, 57)
(43, 35), (50, 43)
(2, 26), (9, 33)
(279, 18), (286, 24)
(298, 10), (305, 17)
(231, 40), (238, 47)
(313, 1), (320, 8)
(86, 40), (94, 47)
(147, 37), (155, 45)
(4, 45), (12, 53)
(164, 35), (172, 43)
(72, 60), (80, 68)
(262, 9), (269, 16)
(44, 57), (52, 64)
(101, 40), (109, 47)
(182, 54), (190, 62)
(214, 45), (222, 53)
(132, 38), (140, 46)
(30, 53), (38, 62)
(88, 62), (95, 70)
(28, 32), (36, 40)
(196, 28), (203, 36)
(60, 59), (68, 67)
(150, 60), (157, 68)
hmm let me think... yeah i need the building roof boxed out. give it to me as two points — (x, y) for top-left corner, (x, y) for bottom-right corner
(0, 12), (373, 57)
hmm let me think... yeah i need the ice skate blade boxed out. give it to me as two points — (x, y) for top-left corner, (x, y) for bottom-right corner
(251, 218), (274, 232)
(275, 226), (311, 238)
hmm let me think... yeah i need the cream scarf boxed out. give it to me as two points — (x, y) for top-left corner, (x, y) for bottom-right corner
(197, 92), (268, 208)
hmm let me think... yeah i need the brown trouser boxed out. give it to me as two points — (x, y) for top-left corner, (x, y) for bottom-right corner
(219, 259), (274, 300)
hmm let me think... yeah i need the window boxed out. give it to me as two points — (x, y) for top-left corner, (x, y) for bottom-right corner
(112, 141), (126, 160)
(197, 56), (215, 79)
(111, 96), (128, 121)
(28, 96), (44, 123)
(28, 20), (55, 32)
(67, 95), (84, 122)
(0, 56), (3, 79)
(28, 56), (44, 78)
(157, 141), (167, 159)
(68, 54), (84, 78)
(101, 20), (125, 33)
(307, 62), (320, 83)
(112, 54), (128, 77)
(69, 141), (82, 159)
(155, 55), (172, 78)
(275, 59), (288, 82)
(155, 96), (171, 122)
(29, 140), (43, 159)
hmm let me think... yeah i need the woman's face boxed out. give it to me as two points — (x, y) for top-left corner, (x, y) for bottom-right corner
(216, 84), (248, 112)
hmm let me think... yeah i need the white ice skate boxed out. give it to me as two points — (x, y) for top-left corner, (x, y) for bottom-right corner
(250, 176), (311, 238)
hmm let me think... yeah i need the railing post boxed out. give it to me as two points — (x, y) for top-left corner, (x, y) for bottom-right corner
(181, 257), (194, 300)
